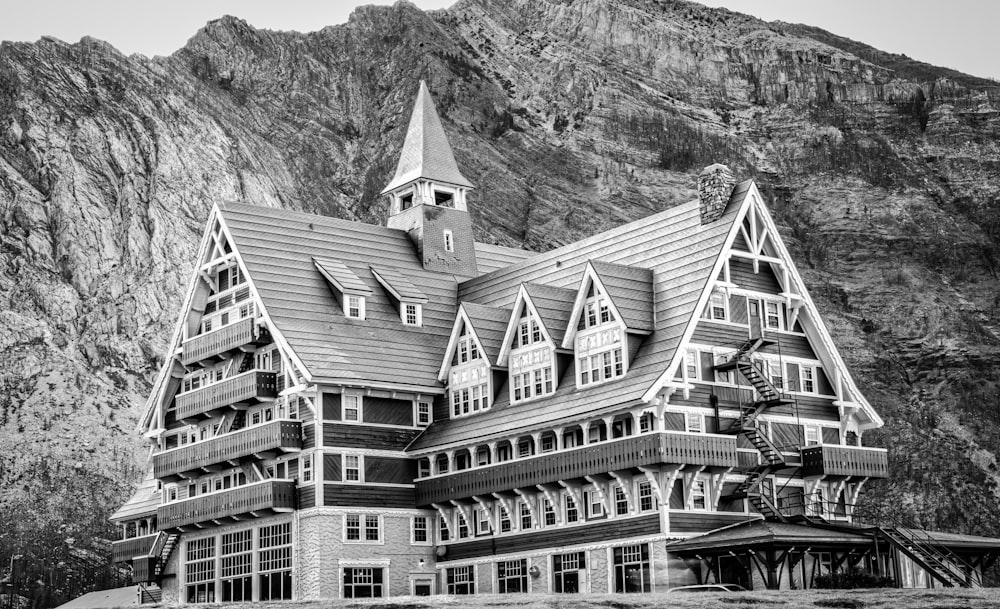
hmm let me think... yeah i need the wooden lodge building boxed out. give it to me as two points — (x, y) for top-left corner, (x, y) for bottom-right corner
(110, 82), (1000, 602)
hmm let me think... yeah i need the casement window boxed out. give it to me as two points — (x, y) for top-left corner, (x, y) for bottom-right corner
(579, 348), (624, 386)
(343, 455), (362, 482)
(343, 394), (361, 422)
(443, 229), (454, 252)
(439, 515), (450, 542)
(345, 514), (380, 543)
(565, 495), (579, 523)
(412, 516), (429, 544)
(343, 567), (383, 598)
(499, 506), (512, 533)
(704, 290), (727, 321)
(638, 481), (655, 512)
(416, 401), (431, 426)
(401, 302), (422, 326)
(519, 502), (532, 530)
(685, 413), (703, 433)
(446, 566), (474, 595)
(543, 499), (556, 526)
(497, 559), (527, 593)
(300, 455), (313, 483)
(615, 485), (629, 515)
(586, 489), (604, 518)
(346, 295), (365, 319)
(185, 537), (216, 603)
(690, 479), (707, 510)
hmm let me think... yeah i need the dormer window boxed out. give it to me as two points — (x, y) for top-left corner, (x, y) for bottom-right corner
(448, 325), (491, 418)
(346, 295), (365, 319)
(402, 302), (422, 326)
(583, 293), (614, 329)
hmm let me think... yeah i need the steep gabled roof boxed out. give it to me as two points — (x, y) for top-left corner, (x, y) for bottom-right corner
(219, 203), (462, 390)
(381, 80), (474, 193)
(522, 283), (577, 347)
(462, 302), (511, 364)
(590, 260), (654, 332)
(409, 185), (748, 452)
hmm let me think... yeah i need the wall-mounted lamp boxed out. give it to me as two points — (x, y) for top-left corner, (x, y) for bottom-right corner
(528, 565), (540, 578)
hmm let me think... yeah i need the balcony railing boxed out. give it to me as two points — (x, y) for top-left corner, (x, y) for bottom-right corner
(111, 534), (158, 564)
(174, 370), (277, 420)
(800, 444), (889, 478)
(415, 431), (737, 506)
(181, 317), (264, 366)
(157, 479), (296, 532)
(153, 420), (302, 481)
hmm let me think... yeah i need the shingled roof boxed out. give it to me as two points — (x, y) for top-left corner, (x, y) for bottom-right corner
(590, 260), (655, 333)
(461, 302), (511, 364)
(408, 183), (751, 452)
(381, 80), (474, 193)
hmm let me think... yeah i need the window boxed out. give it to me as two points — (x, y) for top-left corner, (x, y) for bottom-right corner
(497, 559), (527, 593)
(457, 513), (470, 539)
(805, 425), (820, 446)
(553, 552), (586, 593)
(587, 489), (604, 518)
(477, 508), (491, 535)
(685, 413), (703, 433)
(446, 566), (474, 595)
(691, 479), (707, 510)
(451, 383), (489, 416)
(543, 499), (556, 526)
(615, 485), (629, 515)
(583, 294), (615, 329)
(344, 455), (362, 482)
(402, 303), (421, 326)
(613, 544), (651, 593)
(517, 437), (534, 458)
(417, 401), (431, 426)
(638, 481), (655, 512)
(417, 459), (430, 478)
(443, 229), (454, 252)
(705, 290), (727, 321)
(765, 301), (783, 330)
(258, 523), (293, 600)
(412, 516), (429, 544)
(579, 347), (624, 386)
(343, 567), (383, 598)
(343, 394), (361, 422)
(301, 455), (313, 483)
(801, 365), (815, 393)
(345, 513), (380, 542)
(476, 446), (491, 467)
(541, 434), (555, 452)
(439, 515), (450, 542)
(519, 502), (532, 530)
(185, 537), (216, 603)
(684, 351), (698, 380)
(220, 530), (252, 602)
(499, 505), (512, 533)
(639, 413), (653, 433)
(346, 295), (365, 319)
(565, 495), (579, 523)
(497, 443), (512, 462)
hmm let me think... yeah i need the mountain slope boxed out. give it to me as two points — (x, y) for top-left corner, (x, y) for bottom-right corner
(1, 0), (998, 600)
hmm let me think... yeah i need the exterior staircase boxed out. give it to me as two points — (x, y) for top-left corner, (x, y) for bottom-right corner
(877, 527), (979, 587)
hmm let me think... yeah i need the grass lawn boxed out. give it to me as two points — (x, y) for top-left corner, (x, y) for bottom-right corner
(168, 588), (1000, 609)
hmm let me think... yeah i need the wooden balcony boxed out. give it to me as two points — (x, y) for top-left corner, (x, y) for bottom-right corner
(800, 444), (889, 479)
(181, 317), (267, 366)
(415, 431), (737, 506)
(153, 420), (302, 482)
(111, 534), (158, 564)
(174, 370), (277, 421)
(157, 479), (296, 532)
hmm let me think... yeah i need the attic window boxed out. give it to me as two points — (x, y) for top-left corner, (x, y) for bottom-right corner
(400, 192), (414, 210)
(402, 303), (422, 326)
(346, 295), (366, 320)
(444, 230), (454, 252)
(434, 190), (454, 207)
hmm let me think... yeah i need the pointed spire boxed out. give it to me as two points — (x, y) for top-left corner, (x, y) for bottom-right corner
(381, 81), (474, 194)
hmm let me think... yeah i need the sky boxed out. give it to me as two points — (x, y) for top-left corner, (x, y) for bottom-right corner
(0, 1), (996, 81)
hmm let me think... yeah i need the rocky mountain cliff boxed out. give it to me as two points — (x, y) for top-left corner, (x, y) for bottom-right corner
(1, 0), (998, 600)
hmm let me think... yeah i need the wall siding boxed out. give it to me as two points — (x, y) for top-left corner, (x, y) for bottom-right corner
(323, 423), (421, 450)
(364, 396), (414, 426)
(691, 322), (748, 347)
(323, 484), (414, 508)
(323, 392), (341, 421)
(298, 485), (316, 509)
(729, 258), (782, 293)
(366, 456), (416, 485)
(669, 511), (753, 533)
(441, 514), (661, 561)
(324, 454), (341, 482)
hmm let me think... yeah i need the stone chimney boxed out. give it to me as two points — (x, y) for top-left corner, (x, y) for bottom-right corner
(698, 164), (736, 224)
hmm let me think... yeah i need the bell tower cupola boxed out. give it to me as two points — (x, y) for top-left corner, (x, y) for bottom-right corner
(383, 81), (478, 278)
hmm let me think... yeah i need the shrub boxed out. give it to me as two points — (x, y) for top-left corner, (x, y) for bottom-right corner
(814, 568), (895, 589)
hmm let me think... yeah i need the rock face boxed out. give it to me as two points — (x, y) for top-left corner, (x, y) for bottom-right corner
(1, 0), (999, 599)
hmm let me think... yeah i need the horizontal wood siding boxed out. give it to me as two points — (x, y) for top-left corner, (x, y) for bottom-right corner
(670, 385), (840, 423)
(322, 424), (421, 450)
(323, 392), (341, 421)
(668, 511), (753, 533)
(324, 454), (341, 481)
(433, 393), (450, 424)
(366, 456), (416, 484)
(365, 396), (413, 426)
(443, 514), (661, 561)
(323, 484), (414, 508)
(298, 486), (316, 509)
(302, 423), (316, 449)
(729, 258), (782, 293)
(758, 333), (817, 359)
(772, 422), (803, 452)
(300, 402), (315, 423)
(691, 322), (748, 347)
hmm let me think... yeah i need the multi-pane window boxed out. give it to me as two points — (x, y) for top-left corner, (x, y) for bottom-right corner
(343, 394), (361, 422)
(685, 413), (703, 433)
(346, 295), (365, 319)
(455, 334), (481, 365)
(544, 499), (556, 526)
(451, 383), (489, 416)
(805, 425), (820, 446)
(412, 516), (428, 544)
(705, 290), (727, 321)
(402, 303), (421, 326)
(613, 544), (651, 593)
(553, 552), (586, 593)
(301, 455), (313, 483)
(344, 455), (361, 482)
(457, 513), (470, 539)
(259, 523), (292, 600)
(579, 348), (624, 386)
(417, 401), (431, 426)
(801, 365), (816, 393)
(345, 514), (380, 542)
(691, 479), (707, 510)
(638, 481), (655, 512)
(446, 566), (474, 594)
(477, 508), (492, 535)
(439, 515), (450, 542)
(587, 490), (604, 518)
(497, 559), (527, 593)
(765, 301), (783, 329)
(615, 485), (629, 515)
(343, 567), (383, 598)
(499, 506), (512, 533)
(684, 351), (698, 380)
(443, 229), (454, 252)
(519, 502), (532, 530)
(583, 292), (614, 329)
(565, 495), (579, 523)
(186, 537), (216, 603)
(220, 530), (252, 602)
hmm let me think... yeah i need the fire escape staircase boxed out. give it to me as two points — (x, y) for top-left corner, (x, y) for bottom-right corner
(718, 338), (795, 521)
(149, 531), (179, 580)
(876, 527), (978, 587)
